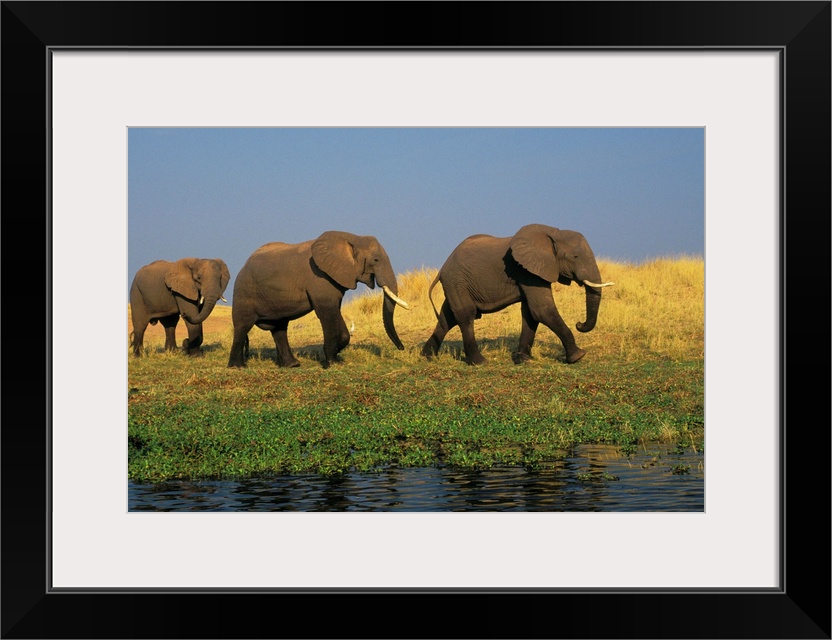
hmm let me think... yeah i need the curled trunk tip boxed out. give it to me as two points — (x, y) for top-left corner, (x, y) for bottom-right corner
(185, 295), (219, 324)
(576, 285), (602, 333)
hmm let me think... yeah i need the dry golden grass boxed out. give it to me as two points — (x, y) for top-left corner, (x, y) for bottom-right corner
(128, 256), (703, 363)
(128, 256), (704, 479)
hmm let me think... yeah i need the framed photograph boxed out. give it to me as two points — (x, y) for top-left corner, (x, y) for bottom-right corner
(3, 2), (829, 638)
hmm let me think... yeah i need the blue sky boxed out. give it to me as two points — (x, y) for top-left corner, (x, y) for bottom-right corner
(128, 127), (703, 304)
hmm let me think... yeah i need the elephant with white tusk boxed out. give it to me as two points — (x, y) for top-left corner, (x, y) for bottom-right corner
(129, 257), (231, 357)
(421, 224), (614, 365)
(228, 231), (410, 369)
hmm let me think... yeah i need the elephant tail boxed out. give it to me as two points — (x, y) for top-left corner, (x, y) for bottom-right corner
(427, 271), (441, 321)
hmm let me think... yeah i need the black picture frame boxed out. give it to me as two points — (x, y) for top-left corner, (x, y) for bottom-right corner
(3, 2), (829, 638)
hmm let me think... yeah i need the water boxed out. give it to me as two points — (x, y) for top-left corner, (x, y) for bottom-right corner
(129, 443), (704, 511)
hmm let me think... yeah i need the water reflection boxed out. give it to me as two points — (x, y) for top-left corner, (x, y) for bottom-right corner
(129, 444), (704, 512)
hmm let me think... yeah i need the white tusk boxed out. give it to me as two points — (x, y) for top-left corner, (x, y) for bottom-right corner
(382, 286), (410, 310)
(199, 295), (205, 305)
(583, 280), (615, 288)
(221, 296), (228, 303)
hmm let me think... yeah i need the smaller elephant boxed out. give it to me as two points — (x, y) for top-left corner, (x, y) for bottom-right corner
(228, 231), (410, 369)
(129, 257), (231, 357)
(421, 224), (614, 365)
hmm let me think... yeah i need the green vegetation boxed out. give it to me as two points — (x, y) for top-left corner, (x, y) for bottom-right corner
(128, 256), (704, 482)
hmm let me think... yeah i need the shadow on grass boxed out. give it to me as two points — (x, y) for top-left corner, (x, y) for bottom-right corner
(139, 341), (226, 357)
(245, 337), (568, 366)
(247, 342), (383, 368)
(342, 343), (384, 358)
(425, 337), (568, 364)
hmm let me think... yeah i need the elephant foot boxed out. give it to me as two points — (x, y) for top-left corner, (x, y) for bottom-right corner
(187, 349), (205, 358)
(566, 348), (587, 364)
(465, 353), (488, 366)
(512, 352), (533, 365)
(321, 355), (345, 369)
(278, 357), (301, 368)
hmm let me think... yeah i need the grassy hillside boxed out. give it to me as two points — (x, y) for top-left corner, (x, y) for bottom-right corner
(128, 256), (704, 481)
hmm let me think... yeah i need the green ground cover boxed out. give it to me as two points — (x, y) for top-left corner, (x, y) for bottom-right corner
(128, 257), (704, 481)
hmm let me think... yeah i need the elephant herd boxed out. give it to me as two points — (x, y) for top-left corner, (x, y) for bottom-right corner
(129, 224), (614, 368)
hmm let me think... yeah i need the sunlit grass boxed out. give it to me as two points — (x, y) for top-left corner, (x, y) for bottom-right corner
(335, 255), (704, 363)
(128, 256), (704, 481)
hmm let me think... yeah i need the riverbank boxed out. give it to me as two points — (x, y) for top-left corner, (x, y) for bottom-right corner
(128, 257), (704, 481)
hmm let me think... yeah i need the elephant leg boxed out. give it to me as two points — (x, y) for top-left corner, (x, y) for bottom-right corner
(453, 304), (486, 365)
(159, 315), (180, 352)
(315, 306), (350, 368)
(131, 322), (147, 357)
(421, 300), (458, 358)
(521, 286), (585, 363)
(228, 320), (254, 368)
(183, 320), (204, 356)
(271, 319), (300, 368)
(513, 300), (539, 364)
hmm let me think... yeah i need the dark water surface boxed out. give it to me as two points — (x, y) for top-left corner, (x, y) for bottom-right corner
(129, 444), (704, 512)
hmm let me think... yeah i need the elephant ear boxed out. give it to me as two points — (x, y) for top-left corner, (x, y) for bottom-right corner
(509, 224), (561, 283)
(311, 231), (358, 289)
(164, 259), (199, 300)
(216, 259), (231, 294)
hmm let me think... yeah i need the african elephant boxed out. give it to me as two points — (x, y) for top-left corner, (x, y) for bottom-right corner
(421, 224), (614, 365)
(129, 257), (231, 357)
(227, 231), (410, 369)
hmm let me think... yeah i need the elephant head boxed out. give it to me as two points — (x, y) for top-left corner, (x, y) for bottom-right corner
(311, 231), (409, 349)
(165, 258), (231, 324)
(510, 224), (614, 333)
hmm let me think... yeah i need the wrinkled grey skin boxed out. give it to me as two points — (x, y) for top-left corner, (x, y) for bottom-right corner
(130, 258), (231, 357)
(228, 231), (405, 369)
(421, 224), (606, 365)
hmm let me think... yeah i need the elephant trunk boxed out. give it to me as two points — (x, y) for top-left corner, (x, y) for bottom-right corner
(576, 285), (602, 333)
(183, 293), (219, 324)
(382, 293), (405, 350)
(376, 262), (406, 351)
